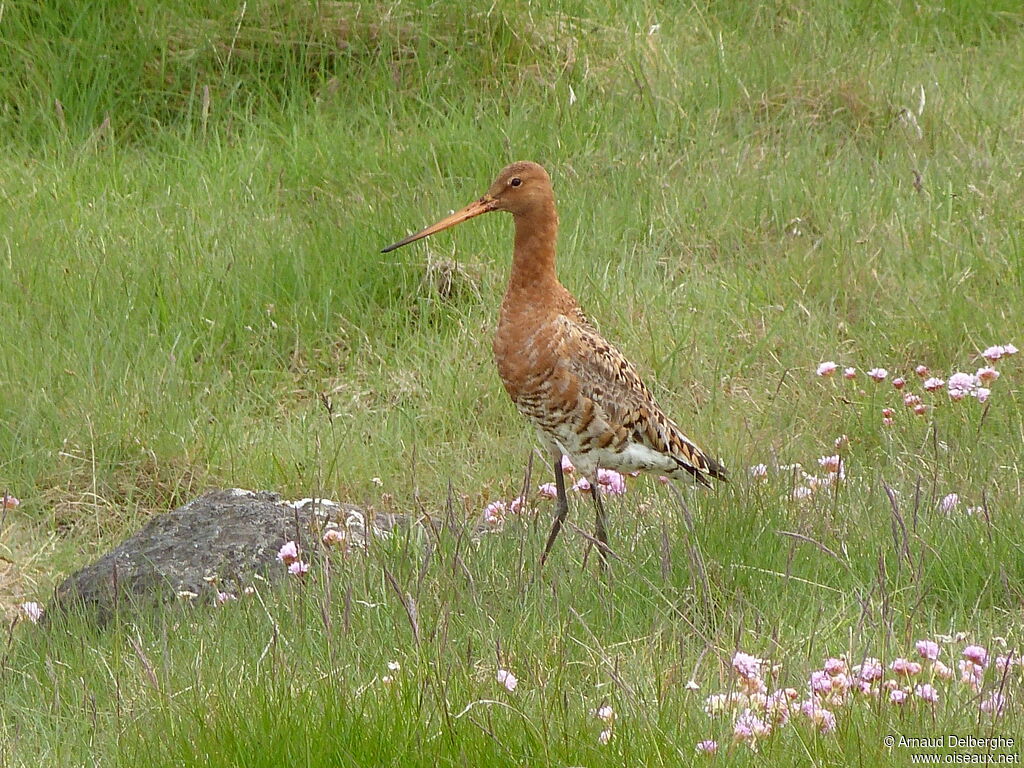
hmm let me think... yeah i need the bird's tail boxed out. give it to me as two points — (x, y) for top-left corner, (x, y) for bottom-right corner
(667, 426), (728, 486)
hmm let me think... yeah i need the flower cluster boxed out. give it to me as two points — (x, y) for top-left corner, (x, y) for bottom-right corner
(696, 640), (1018, 755)
(816, 342), (1015, 425)
(592, 704), (615, 745)
(571, 467), (627, 496)
(492, 456), (632, 526)
(277, 540), (310, 576)
(482, 500), (509, 528)
(749, 438), (848, 502)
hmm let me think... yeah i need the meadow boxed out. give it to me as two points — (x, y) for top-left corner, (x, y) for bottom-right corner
(1, 0), (1023, 764)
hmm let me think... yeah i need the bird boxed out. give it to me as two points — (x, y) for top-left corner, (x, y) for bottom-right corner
(382, 161), (726, 565)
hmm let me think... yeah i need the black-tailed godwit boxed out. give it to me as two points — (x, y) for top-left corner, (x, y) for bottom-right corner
(383, 162), (726, 564)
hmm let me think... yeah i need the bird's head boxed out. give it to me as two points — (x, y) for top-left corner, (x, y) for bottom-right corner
(381, 161), (552, 253)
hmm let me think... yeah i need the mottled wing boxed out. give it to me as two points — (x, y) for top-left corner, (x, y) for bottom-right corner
(551, 312), (727, 483)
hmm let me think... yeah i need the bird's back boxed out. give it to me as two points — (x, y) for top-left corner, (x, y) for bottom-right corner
(494, 290), (726, 484)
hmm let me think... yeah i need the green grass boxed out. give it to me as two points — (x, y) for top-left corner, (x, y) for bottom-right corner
(2, 0), (1024, 764)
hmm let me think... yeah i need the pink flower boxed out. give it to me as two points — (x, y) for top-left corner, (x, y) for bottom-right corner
(19, 601), (43, 623)
(572, 477), (591, 492)
(958, 660), (984, 690)
(560, 455), (575, 473)
(216, 591), (236, 605)
(818, 455), (841, 473)
(933, 660), (953, 680)
(843, 367), (857, 379)
(2, 494), (19, 509)
(1004, 343), (1019, 356)
(695, 740), (718, 755)
(981, 345), (1005, 362)
(881, 408), (895, 418)
(810, 670), (833, 694)
(854, 658), (883, 681)
(903, 393), (923, 407)
(976, 366), (1000, 383)
(890, 658), (922, 677)
(598, 729), (613, 745)
(277, 540), (299, 565)
(915, 364), (930, 377)
(817, 361), (839, 377)
(922, 377), (945, 392)
(829, 674), (851, 695)
(913, 403), (928, 416)
(594, 705), (615, 723)
(749, 463), (769, 479)
(892, 376), (907, 390)
(323, 528), (347, 546)
(657, 475), (670, 484)
(889, 689), (908, 705)
(509, 496), (525, 514)
(496, 668), (518, 692)
(483, 501), (506, 526)
(974, 387), (991, 404)
(882, 417), (894, 427)
(867, 368), (888, 382)
(733, 709), (770, 742)
(915, 640), (940, 660)
(800, 700), (836, 732)
(915, 683), (939, 704)
(948, 371), (977, 394)
(288, 560), (310, 576)
(980, 692), (1006, 715)
(732, 651), (762, 681)
(995, 654), (1020, 673)
(963, 645), (989, 667)
(939, 493), (960, 513)
(948, 387), (968, 402)
(538, 483), (558, 499)
(596, 468), (627, 495)
(824, 658), (847, 676)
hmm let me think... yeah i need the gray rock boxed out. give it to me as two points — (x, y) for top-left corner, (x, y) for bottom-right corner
(47, 488), (393, 625)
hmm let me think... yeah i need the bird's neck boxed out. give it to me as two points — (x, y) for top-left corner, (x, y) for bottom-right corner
(507, 200), (561, 299)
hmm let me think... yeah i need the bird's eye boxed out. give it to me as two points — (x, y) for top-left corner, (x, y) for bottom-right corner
(510, 177), (522, 187)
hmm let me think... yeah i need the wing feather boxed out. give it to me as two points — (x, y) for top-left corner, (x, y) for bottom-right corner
(551, 313), (727, 482)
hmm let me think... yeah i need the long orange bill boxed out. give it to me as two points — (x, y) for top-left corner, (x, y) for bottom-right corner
(381, 196), (496, 253)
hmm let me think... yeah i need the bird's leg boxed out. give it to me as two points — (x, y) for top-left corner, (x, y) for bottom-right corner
(540, 454), (569, 565)
(590, 479), (611, 570)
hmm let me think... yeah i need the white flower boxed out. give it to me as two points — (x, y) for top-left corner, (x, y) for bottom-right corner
(20, 602), (44, 623)
(496, 669), (518, 692)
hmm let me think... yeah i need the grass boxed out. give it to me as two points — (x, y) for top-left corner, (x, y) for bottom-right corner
(1, 0), (1024, 764)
